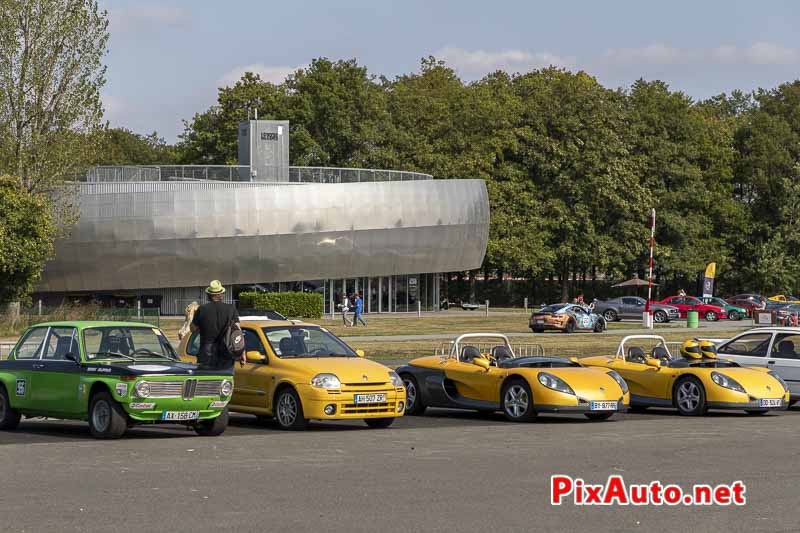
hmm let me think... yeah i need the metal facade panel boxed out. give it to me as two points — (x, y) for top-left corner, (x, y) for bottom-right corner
(38, 179), (489, 292)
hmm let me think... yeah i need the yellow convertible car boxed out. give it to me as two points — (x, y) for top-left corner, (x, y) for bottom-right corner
(768, 294), (800, 305)
(178, 317), (405, 430)
(580, 335), (790, 416)
(395, 334), (630, 421)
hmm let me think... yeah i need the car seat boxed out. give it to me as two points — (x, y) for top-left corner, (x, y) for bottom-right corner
(50, 336), (74, 360)
(651, 345), (671, 362)
(279, 337), (299, 356)
(460, 345), (481, 362)
(627, 346), (646, 364)
(778, 340), (795, 358)
(491, 345), (513, 362)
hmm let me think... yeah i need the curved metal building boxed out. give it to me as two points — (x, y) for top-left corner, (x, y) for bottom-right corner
(38, 176), (489, 315)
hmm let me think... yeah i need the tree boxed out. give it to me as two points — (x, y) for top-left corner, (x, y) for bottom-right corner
(93, 128), (176, 166)
(0, 0), (109, 193)
(0, 175), (57, 305)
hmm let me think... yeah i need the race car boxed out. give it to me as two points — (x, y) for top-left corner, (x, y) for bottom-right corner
(768, 295), (800, 305)
(699, 297), (747, 321)
(179, 317), (405, 429)
(529, 303), (606, 333)
(396, 333), (630, 421)
(580, 335), (790, 416)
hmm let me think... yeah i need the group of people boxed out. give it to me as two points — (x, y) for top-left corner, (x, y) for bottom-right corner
(340, 292), (367, 327)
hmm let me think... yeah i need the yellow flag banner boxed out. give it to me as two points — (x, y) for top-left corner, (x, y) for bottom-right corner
(702, 262), (717, 297)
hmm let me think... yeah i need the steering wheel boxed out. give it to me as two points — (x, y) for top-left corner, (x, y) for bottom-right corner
(311, 348), (330, 356)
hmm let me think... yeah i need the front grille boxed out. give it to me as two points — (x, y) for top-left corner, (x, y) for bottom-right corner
(343, 382), (388, 387)
(341, 402), (396, 414)
(195, 380), (223, 397)
(147, 381), (184, 398)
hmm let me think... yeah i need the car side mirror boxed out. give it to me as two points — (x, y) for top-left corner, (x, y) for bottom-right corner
(245, 351), (266, 363)
(64, 352), (80, 364)
(645, 358), (661, 369)
(355, 349), (366, 358)
(472, 357), (491, 371)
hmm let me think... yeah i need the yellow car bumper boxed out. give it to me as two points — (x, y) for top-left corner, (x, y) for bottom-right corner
(297, 384), (407, 419)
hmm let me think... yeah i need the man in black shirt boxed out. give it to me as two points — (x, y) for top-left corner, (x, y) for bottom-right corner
(190, 280), (243, 372)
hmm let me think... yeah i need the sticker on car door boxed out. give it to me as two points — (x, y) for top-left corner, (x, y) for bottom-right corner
(15, 379), (26, 397)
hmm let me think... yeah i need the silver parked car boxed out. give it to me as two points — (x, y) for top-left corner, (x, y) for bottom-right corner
(707, 327), (800, 404)
(593, 296), (680, 323)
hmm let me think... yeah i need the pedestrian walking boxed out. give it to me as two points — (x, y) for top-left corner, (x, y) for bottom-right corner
(353, 292), (367, 327)
(190, 280), (244, 373)
(341, 293), (353, 327)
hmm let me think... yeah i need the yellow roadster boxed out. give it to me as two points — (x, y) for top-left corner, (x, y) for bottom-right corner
(580, 335), (790, 416)
(179, 317), (405, 429)
(396, 334), (630, 421)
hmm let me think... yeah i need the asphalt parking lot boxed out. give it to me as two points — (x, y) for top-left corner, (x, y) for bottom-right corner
(1, 408), (798, 533)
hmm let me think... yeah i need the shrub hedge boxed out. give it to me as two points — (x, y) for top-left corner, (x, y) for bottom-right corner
(238, 291), (323, 319)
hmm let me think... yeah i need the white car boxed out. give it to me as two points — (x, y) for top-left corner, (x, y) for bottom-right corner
(706, 327), (800, 405)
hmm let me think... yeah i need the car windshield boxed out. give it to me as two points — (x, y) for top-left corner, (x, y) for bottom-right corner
(539, 304), (568, 313)
(262, 326), (356, 358)
(708, 298), (727, 306)
(83, 326), (177, 361)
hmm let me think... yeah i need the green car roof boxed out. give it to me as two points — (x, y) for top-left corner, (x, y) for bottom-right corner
(24, 320), (160, 329)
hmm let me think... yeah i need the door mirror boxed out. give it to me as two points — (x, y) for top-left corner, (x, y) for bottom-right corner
(355, 349), (366, 358)
(64, 352), (80, 364)
(472, 357), (491, 371)
(245, 351), (266, 363)
(645, 358), (661, 369)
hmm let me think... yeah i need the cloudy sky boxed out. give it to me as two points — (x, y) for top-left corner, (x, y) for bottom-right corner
(102, 0), (800, 142)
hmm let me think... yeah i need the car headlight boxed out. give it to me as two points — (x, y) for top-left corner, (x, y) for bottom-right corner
(220, 380), (233, 396)
(388, 371), (403, 387)
(134, 381), (151, 398)
(711, 371), (745, 393)
(768, 371), (790, 393)
(537, 372), (575, 395)
(310, 373), (341, 389)
(606, 370), (628, 394)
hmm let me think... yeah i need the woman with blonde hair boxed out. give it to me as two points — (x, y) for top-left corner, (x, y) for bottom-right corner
(178, 301), (199, 340)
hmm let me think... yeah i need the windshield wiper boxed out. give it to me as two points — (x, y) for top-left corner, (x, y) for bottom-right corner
(91, 351), (135, 361)
(132, 349), (177, 361)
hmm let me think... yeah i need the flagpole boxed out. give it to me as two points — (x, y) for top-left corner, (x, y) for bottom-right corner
(646, 208), (656, 314)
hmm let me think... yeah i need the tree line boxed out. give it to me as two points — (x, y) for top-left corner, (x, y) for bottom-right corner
(174, 58), (800, 300)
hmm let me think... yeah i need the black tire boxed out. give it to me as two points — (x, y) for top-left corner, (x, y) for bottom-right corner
(728, 310), (741, 321)
(704, 311), (718, 321)
(603, 309), (618, 321)
(653, 310), (667, 323)
(673, 376), (708, 416)
(564, 320), (575, 334)
(584, 412), (614, 421)
(401, 374), (427, 416)
(531, 327), (544, 334)
(364, 417), (395, 428)
(745, 409), (769, 416)
(593, 319), (606, 333)
(501, 379), (537, 422)
(89, 391), (128, 439)
(194, 408), (229, 436)
(274, 387), (308, 430)
(628, 405), (649, 413)
(0, 386), (21, 430)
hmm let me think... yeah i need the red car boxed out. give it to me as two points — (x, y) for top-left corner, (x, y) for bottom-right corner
(657, 296), (728, 321)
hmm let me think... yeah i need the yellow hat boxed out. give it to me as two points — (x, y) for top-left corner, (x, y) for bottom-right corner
(205, 280), (226, 295)
(698, 340), (717, 359)
(680, 340), (702, 360)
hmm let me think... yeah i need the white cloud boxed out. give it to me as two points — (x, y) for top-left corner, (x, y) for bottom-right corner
(110, 5), (190, 34)
(436, 46), (575, 78)
(603, 42), (800, 68)
(218, 64), (298, 87)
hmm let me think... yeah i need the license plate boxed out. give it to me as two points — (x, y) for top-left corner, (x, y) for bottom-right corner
(161, 410), (199, 421)
(590, 401), (618, 411)
(759, 398), (782, 408)
(354, 393), (386, 404)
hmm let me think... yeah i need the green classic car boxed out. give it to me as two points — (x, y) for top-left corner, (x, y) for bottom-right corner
(0, 321), (232, 439)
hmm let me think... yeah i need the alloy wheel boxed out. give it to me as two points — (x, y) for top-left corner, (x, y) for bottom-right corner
(403, 379), (417, 411)
(277, 393), (297, 427)
(677, 381), (700, 412)
(92, 400), (111, 433)
(504, 385), (529, 418)
(654, 311), (667, 323)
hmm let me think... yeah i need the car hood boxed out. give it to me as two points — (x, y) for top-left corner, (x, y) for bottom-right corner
(83, 360), (224, 377)
(281, 356), (394, 384)
(651, 304), (679, 312)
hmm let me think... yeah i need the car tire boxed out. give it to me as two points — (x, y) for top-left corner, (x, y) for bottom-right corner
(89, 391), (128, 439)
(194, 408), (229, 436)
(501, 379), (537, 422)
(653, 310), (667, 324)
(401, 374), (427, 416)
(704, 311), (718, 321)
(593, 319), (606, 333)
(728, 310), (741, 321)
(564, 320), (575, 334)
(0, 386), (21, 430)
(531, 327), (544, 334)
(745, 409), (769, 416)
(364, 417), (395, 428)
(603, 310), (618, 321)
(584, 412), (614, 421)
(674, 377), (708, 416)
(274, 387), (308, 430)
